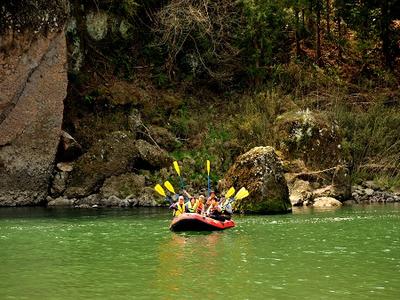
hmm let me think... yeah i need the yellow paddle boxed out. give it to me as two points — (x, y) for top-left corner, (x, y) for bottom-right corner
(173, 161), (181, 176)
(164, 181), (175, 194)
(173, 161), (184, 190)
(154, 184), (166, 197)
(221, 187), (249, 210)
(225, 187), (235, 199)
(234, 187), (250, 200)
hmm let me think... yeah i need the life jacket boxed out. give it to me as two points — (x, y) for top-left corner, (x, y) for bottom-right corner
(196, 201), (204, 214)
(186, 201), (196, 213)
(173, 203), (186, 217)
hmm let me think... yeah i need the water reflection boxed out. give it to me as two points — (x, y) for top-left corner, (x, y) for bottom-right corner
(155, 231), (225, 296)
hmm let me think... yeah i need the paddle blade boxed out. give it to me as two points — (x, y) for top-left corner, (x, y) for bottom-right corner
(207, 160), (210, 175)
(234, 187), (249, 200)
(154, 184), (166, 197)
(225, 187), (235, 199)
(173, 161), (181, 176)
(164, 181), (175, 194)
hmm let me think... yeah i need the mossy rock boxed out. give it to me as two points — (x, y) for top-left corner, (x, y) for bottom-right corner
(100, 173), (145, 199)
(66, 131), (139, 196)
(275, 110), (343, 169)
(221, 146), (291, 214)
(65, 131), (171, 197)
(144, 125), (179, 151)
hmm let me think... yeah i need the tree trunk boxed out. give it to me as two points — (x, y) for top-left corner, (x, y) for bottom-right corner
(326, 0), (331, 35)
(381, 0), (392, 69)
(307, 1), (314, 32)
(295, 7), (301, 58)
(337, 16), (342, 60)
(302, 8), (305, 29)
(316, 1), (322, 65)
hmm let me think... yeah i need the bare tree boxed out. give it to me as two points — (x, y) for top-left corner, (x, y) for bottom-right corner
(152, 0), (241, 81)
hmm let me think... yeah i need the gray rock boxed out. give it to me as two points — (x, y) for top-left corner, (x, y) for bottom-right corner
(289, 179), (313, 206)
(127, 109), (142, 133)
(100, 173), (145, 199)
(365, 188), (374, 196)
(313, 197), (342, 207)
(363, 181), (379, 190)
(136, 187), (159, 207)
(136, 139), (171, 169)
(56, 162), (74, 172)
(48, 197), (75, 207)
(313, 185), (335, 198)
(77, 194), (100, 206)
(101, 195), (122, 207)
(50, 171), (68, 195)
(332, 165), (351, 200)
(220, 146), (290, 214)
(145, 125), (179, 151)
(64, 187), (90, 198)
(343, 199), (357, 205)
(65, 131), (139, 196)
(86, 11), (108, 41)
(58, 131), (82, 161)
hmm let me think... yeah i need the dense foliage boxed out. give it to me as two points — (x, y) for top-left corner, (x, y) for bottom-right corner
(62, 0), (400, 189)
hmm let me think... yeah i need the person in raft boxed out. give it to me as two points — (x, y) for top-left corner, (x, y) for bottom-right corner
(183, 190), (205, 214)
(197, 195), (205, 214)
(205, 191), (217, 212)
(219, 197), (233, 220)
(206, 197), (226, 221)
(185, 196), (198, 213)
(169, 195), (186, 217)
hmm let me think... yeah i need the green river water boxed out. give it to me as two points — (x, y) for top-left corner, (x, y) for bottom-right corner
(0, 204), (399, 300)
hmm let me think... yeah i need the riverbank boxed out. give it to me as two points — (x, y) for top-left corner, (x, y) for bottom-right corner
(41, 181), (400, 209)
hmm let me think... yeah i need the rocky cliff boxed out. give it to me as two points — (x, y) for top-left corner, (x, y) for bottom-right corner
(0, 1), (68, 205)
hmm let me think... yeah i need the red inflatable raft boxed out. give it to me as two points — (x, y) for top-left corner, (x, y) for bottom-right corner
(169, 213), (235, 232)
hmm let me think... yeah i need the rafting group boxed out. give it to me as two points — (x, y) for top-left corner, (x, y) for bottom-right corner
(154, 160), (249, 231)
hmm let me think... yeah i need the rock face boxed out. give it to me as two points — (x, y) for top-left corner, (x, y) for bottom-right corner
(289, 179), (313, 206)
(64, 131), (171, 198)
(275, 110), (343, 169)
(0, 28), (68, 205)
(221, 146), (290, 213)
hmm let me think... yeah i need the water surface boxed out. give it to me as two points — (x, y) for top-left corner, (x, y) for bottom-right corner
(0, 205), (399, 299)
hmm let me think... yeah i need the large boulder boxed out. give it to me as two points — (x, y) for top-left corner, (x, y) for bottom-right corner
(65, 132), (171, 198)
(0, 3), (68, 206)
(313, 197), (342, 207)
(275, 110), (343, 169)
(57, 131), (82, 162)
(289, 179), (313, 206)
(100, 173), (146, 199)
(65, 131), (139, 197)
(220, 146), (291, 213)
(136, 139), (171, 169)
(144, 125), (179, 151)
(332, 165), (351, 200)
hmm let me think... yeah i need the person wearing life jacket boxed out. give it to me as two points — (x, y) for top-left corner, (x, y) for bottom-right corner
(207, 191), (218, 203)
(205, 191), (216, 213)
(219, 196), (233, 220)
(185, 196), (198, 213)
(197, 195), (205, 214)
(206, 197), (224, 221)
(169, 195), (186, 217)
